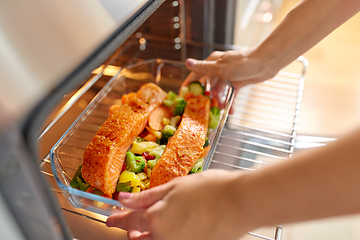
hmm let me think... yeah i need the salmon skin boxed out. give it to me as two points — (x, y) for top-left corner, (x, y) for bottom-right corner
(150, 95), (210, 188)
(82, 83), (167, 195)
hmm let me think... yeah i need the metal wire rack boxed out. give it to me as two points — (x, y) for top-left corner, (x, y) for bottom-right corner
(209, 57), (307, 240)
(212, 67), (306, 170)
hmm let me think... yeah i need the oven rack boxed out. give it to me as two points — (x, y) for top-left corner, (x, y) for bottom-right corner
(211, 63), (307, 172)
(39, 55), (306, 240)
(209, 57), (306, 240)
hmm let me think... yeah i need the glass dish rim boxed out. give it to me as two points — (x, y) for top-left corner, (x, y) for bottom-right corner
(50, 58), (235, 210)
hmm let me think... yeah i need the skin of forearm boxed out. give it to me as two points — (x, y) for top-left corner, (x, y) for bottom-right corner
(255, 0), (360, 74)
(232, 127), (360, 229)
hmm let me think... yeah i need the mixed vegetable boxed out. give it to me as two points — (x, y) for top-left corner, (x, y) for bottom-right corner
(70, 81), (221, 200)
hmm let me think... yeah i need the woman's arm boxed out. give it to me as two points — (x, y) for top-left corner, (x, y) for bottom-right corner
(184, 0), (360, 86)
(106, 128), (360, 240)
(236, 126), (360, 228)
(257, 0), (360, 78)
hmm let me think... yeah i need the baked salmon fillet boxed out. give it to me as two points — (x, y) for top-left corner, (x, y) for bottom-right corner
(150, 95), (210, 188)
(82, 83), (167, 195)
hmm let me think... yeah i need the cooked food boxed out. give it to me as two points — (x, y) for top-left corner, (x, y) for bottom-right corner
(188, 81), (205, 96)
(71, 81), (221, 201)
(81, 83), (167, 195)
(150, 95), (210, 188)
(148, 105), (172, 130)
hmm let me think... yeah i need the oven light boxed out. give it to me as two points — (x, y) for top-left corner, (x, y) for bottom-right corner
(139, 38), (146, 45)
(172, 1), (179, 7)
(263, 12), (273, 22)
(261, 1), (271, 11)
(92, 65), (121, 76)
(256, 12), (273, 23)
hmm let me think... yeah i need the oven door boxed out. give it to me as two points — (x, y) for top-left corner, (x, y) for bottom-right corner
(0, 1), (164, 239)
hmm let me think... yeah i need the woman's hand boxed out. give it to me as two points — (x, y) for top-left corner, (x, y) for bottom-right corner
(106, 128), (360, 240)
(106, 169), (255, 240)
(182, 47), (279, 91)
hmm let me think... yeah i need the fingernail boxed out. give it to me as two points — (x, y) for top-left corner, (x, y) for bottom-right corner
(186, 58), (195, 67)
(118, 192), (132, 199)
(106, 219), (112, 227)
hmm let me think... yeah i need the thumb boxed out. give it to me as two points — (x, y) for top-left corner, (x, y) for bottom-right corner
(118, 183), (174, 209)
(185, 58), (220, 76)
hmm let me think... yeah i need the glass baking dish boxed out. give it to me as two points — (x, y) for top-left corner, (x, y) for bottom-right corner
(50, 59), (234, 216)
